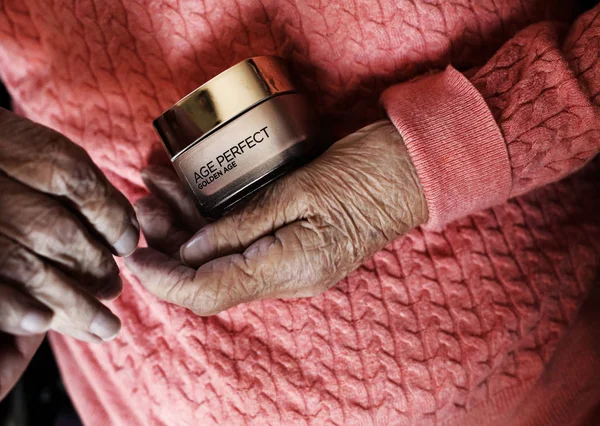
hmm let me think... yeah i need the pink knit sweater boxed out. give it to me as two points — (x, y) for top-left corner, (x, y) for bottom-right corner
(1, 1), (599, 424)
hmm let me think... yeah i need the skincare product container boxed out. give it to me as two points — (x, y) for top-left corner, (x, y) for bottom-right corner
(153, 56), (318, 219)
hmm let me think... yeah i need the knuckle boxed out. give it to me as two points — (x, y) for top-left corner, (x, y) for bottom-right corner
(49, 144), (103, 204)
(42, 207), (106, 269)
(2, 194), (111, 277)
(183, 285), (220, 317)
(188, 254), (261, 316)
(159, 267), (203, 312)
(229, 254), (260, 294)
(54, 290), (103, 330)
(188, 290), (221, 317)
(0, 238), (47, 291)
(57, 161), (100, 201)
(24, 262), (51, 294)
(166, 282), (195, 311)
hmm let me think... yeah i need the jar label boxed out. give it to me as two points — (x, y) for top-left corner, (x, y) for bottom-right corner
(174, 95), (308, 201)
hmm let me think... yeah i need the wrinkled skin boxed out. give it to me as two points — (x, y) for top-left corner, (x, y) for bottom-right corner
(0, 108), (139, 400)
(127, 121), (428, 315)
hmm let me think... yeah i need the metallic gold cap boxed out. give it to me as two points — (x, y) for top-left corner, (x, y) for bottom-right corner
(153, 56), (298, 158)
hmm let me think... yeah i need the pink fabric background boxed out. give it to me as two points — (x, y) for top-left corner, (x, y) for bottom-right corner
(0, 0), (599, 424)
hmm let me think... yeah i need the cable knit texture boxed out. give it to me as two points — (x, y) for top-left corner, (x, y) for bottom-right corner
(0, 1), (599, 425)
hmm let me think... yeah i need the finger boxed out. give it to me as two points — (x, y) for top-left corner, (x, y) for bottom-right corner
(0, 176), (122, 300)
(141, 165), (205, 231)
(126, 221), (333, 316)
(135, 195), (191, 258)
(179, 176), (307, 268)
(0, 235), (121, 342)
(0, 109), (139, 256)
(0, 284), (53, 335)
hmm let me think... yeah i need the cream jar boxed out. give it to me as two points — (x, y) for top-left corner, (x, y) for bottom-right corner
(153, 56), (319, 219)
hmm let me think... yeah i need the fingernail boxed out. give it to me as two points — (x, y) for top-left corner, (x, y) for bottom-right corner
(21, 311), (52, 334)
(180, 232), (212, 267)
(114, 225), (139, 257)
(89, 311), (121, 341)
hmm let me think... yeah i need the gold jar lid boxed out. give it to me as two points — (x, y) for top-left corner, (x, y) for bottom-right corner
(154, 56), (298, 158)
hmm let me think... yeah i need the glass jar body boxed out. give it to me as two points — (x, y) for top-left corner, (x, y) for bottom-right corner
(172, 93), (317, 219)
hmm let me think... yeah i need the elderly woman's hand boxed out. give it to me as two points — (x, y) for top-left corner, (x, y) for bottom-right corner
(126, 121), (427, 315)
(0, 108), (140, 398)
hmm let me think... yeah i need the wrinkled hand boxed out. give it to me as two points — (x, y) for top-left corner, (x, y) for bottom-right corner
(0, 109), (139, 399)
(127, 121), (427, 315)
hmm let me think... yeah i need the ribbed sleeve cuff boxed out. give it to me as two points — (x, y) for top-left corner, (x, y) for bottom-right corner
(381, 66), (512, 228)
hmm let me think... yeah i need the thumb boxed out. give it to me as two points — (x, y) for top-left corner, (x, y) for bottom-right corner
(180, 176), (306, 268)
(125, 248), (196, 306)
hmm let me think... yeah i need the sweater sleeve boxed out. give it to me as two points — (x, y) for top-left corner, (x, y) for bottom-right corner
(381, 5), (600, 228)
